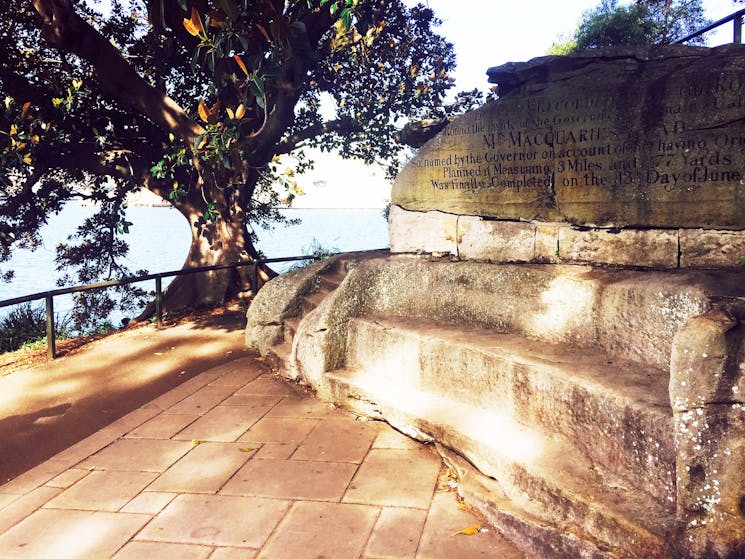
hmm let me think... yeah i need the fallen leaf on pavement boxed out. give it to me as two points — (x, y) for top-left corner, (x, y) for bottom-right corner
(454, 524), (481, 536)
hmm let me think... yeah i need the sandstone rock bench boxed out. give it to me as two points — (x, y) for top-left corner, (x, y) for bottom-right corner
(246, 251), (745, 559)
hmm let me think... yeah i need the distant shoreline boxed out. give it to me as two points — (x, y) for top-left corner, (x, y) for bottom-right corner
(78, 200), (385, 211)
(281, 207), (385, 210)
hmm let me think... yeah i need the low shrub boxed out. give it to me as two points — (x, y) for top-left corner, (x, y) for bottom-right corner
(288, 239), (339, 271)
(0, 303), (71, 354)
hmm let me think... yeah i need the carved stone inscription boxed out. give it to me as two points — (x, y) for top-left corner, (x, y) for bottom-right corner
(392, 47), (745, 229)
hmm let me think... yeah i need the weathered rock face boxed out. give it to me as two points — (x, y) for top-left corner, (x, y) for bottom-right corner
(392, 45), (745, 230)
(669, 305), (745, 559)
(246, 252), (745, 558)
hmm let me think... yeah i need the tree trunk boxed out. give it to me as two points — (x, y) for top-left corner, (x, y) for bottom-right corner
(135, 186), (274, 321)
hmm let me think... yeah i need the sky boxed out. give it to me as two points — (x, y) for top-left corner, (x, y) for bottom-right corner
(410, 0), (740, 94)
(292, 0), (744, 208)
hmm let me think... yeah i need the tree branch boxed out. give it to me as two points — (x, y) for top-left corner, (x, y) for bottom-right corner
(1, 167), (47, 216)
(274, 117), (364, 154)
(30, 0), (204, 145)
(35, 142), (148, 181)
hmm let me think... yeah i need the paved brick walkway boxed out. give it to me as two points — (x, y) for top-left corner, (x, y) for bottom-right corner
(0, 356), (527, 558)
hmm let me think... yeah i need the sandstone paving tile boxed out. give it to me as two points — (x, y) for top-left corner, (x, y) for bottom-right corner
(174, 405), (272, 442)
(107, 406), (163, 436)
(165, 384), (236, 416)
(44, 468), (90, 489)
(95, 420), (158, 446)
(258, 501), (378, 559)
(373, 427), (426, 450)
(0, 486), (61, 533)
(0, 493), (18, 510)
(208, 365), (263, 388)
(147, 442), (256, 494)
(233, 375), (299, 396)
(343, 448), (441, 509)
(263, 396), (337, 419)
(121, 491), (177, 514)
(0, 508), (149, 558)
(220, 394), (283, 408)
(47, 428), (122, 467)
(145, 374), (215, 410)
(220, 458), (357, 501)
(365, 507), (428, 558)
(136, 493), (290, 548)
(416, 492), (526, 559)
(292, 417), (380, 463)
(78, 438), (194, 472)
(0, 459), (70, 495)
(209, 547), (257, 559)
(200, 357), (258, 379)
(251, 443), (297, 460)
(43, 470), (158, 512)
(112, 541), (213, 559)
(126, 413), (199, 439)
(238, 417), (320, 445)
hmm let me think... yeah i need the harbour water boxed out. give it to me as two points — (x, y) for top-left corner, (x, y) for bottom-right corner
(1, 204), (389, 324)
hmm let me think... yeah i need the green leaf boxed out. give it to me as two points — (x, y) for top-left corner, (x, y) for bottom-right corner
(177, 0), (188, 10)
(250, 75), (267, 109)
(150, 160), (166, 178)
(340, 7), (352, 30)
(203, 202), (218, 222)
(252, 75), (265, 96)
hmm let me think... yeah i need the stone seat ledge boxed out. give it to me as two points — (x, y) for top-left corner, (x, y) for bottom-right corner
(245, 251), (745, 558)
(342, 316), (675, 503)
(325, 364), (674, 559)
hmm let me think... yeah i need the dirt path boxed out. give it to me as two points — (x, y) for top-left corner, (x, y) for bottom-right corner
(0, 309), (249, 484)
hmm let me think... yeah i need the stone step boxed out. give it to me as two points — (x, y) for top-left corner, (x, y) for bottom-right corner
(279, 267), (348, 346)
(300, 290), (328, 314)
(266, 341), (292, 371)
(317, 272), (344, 292)
(343, 317), (675, 507)
(283, 317), (301, 341)
(325, 367), (675, 559)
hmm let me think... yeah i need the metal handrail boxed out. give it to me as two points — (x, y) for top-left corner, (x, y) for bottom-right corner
(0, 254), (323, 359)
(673, 8), (745, 44)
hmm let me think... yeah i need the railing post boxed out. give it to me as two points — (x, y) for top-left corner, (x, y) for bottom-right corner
(252, 262), (259, 294)
(155, 276), (163, 328)
(45, 294), (56, 359)
(735, 13), (743, 44)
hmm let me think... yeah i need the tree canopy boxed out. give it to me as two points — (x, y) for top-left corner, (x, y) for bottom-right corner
(549, 0), (710, 54)
(2, 0), (461, 329)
